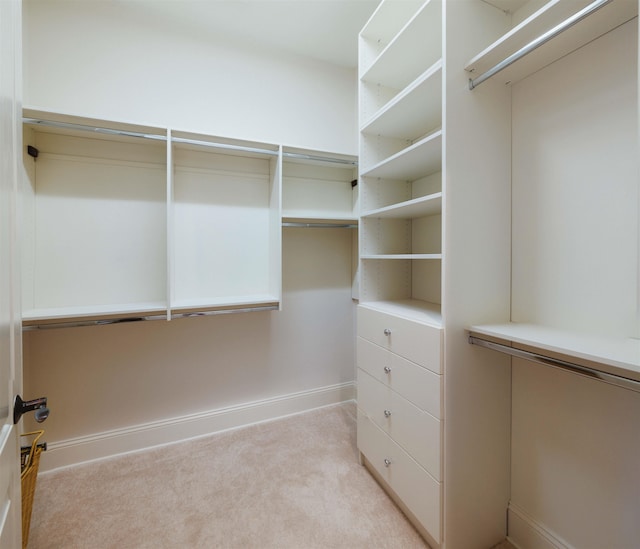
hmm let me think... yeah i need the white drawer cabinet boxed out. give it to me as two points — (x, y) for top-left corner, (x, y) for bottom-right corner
(357, 303), (443, 544)
(358, 410), (441, 543)
(358, 369), (441, 480)
(357, 305), (442, 373)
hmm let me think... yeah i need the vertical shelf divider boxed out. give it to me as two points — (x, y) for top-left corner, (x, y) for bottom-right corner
(166, 128), (173, 321)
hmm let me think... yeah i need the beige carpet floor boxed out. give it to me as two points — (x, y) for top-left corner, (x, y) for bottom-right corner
(28, 402), (431, 549)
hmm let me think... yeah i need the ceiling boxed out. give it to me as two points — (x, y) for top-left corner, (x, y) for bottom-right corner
(115, 0), (380, 69)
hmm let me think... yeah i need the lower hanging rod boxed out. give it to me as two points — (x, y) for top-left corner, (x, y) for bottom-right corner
(468, 335), (640, 393)
(282, 222), (357, 229)
(22, 306), (279, 330)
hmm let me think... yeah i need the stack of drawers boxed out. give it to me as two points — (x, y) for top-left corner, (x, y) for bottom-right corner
(356, 305), (443, 543)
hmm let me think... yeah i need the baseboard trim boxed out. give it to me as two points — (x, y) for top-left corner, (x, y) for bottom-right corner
(508, 503), (573, 549)
(39, 382), (355, 473)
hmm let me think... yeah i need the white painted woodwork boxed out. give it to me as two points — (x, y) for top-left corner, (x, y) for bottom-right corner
(359, 0), (441, 91)
(465, 0), (637, 87)
(511, 18), (638, 338)
(356, 337), (441, 418)
(358, 0), (443, 322)
(361, 60), (442, 141)
(21, 117), (287, 322)
(357, 369), (440, 480)
(470, 323), (640, 381)
(357, 411), (441, 542)
(281, 151), (357, 223)
(456, 1), (639, 548)
(23, 133), (167, 316)
(357, 305), (442, 372)
(360, 130), (442, 180)
(0, 0), (23, 545)
(171, 135), (280, 311)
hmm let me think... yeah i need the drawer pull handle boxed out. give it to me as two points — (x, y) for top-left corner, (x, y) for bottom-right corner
(384, 409), (392, 418)
(383, 328), (392, 336)
(384, 458), (391, 467)
(383, 366), (391, 374)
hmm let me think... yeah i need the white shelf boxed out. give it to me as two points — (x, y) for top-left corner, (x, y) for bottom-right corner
(469, 322), (640, 382)
(360, 0), (424, 49)
(282, 215), (357, 226)
(361, 60), (442, 140)
(361, 299), (442, 327)
(170, 294), (279, 313)
(362, 192), (442, 219)
(22, 302), (168, 325)
(465, 0), (638, 87)
(361, 0), (442, 90)
(362, 130), (442, 181)
(362, 254), (442, 260)
(282, 149), (357, 226)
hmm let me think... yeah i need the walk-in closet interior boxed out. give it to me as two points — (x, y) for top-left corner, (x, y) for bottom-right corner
(15, 0), (640, 548)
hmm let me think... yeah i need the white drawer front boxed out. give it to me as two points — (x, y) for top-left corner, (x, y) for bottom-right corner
(389, 390), (441, 481)
(357, 368), (389, 424)
(357, 306), (442, 373)
(357, 410), (441, 543)
(357, 409), (390, 484)
(357, 337), (442, 419)
(389, 436), (441, 543)
(358, 369), (441, 481)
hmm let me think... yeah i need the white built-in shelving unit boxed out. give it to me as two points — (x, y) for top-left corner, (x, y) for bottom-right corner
(356, 1), (444, 546)
(358, 0), (443, 323)
(462, 0), (640, 379)
(357, 0), (639, 547)
(21, 109), (357, 328)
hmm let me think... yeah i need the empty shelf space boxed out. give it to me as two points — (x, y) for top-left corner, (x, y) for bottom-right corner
(361, 60), (442, 140)
(360, 0), (442, 90)
(362, 130), (442, 181)
(362, 192), (442, 219)
(362, 299), (442, 327)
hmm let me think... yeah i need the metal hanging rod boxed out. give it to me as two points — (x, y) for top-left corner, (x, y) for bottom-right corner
(22, 305), (279, 330)
(468, 335), (640, 393)
(22, 314), (168, 331)
(171, 136), (278, 157)
(171, 305), (278, 319)
(23, 117), (167, 141)
(23, 117), (357, 165)
(282, 151), (358, 166)
(282, 222), (358, 229)
(468, 0), (612, 90)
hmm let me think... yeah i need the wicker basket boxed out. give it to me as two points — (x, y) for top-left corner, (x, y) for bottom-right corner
(20, 430), (45, 549)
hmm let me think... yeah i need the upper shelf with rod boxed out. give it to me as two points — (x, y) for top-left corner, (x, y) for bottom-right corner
(465, 0), (638, 89)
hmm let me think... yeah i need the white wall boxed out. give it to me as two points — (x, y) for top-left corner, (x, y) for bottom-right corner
(22, 0), (358, 155)
(508, 21), (640, 549)
(21, 0), (359, 469)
